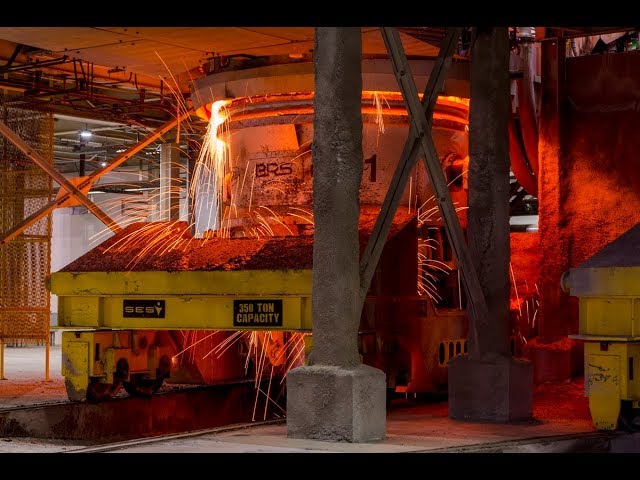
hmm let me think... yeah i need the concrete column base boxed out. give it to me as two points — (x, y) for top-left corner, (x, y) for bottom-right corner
(448, 354), (533, 422)
(286, 364), (386, 442)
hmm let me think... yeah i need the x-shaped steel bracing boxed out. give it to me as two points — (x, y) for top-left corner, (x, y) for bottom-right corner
(0, 111), (192, 247)
(359, 27), (489, 359)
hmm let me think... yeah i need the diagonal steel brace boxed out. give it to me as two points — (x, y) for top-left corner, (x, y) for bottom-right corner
(0, 119), (121, 234)
(359, 27), (462, 302)
(0, 111), (191, 247)
(379, 27), (490, 358)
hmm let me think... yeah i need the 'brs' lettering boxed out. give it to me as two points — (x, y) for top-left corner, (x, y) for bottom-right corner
(255, 162), (294, 178)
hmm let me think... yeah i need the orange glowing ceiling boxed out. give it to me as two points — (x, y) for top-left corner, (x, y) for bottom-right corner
(0, 27), (441, 81)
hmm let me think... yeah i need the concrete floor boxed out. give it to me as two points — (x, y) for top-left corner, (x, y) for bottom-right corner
(0, 404), (603, 453)
(0, 344), (624, 453)
(97, 414), (596, 453)
(0, 345), (67, 408)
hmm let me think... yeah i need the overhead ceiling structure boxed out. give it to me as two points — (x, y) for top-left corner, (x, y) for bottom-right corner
(0, 26), (631, 178)
(0, 26), (629, 123)
(0, 26), (631, 103)
(0, 27), (448, 177)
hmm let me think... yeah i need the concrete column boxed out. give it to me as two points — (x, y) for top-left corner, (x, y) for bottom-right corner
(159, 143), (181, 221)
(287, 27), (386, 442)
(448, 27), (532, 422)
(148, 163), (160, 222)
(187, 139), (199, 236)
(468, 26), (512, 357)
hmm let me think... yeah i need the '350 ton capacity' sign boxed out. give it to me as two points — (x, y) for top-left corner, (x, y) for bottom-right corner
(233, 300), (283, 327)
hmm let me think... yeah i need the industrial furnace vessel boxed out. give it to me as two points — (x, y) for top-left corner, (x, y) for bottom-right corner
(50, 57), (471, 402)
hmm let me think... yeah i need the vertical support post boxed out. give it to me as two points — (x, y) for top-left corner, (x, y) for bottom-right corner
(287, 27), (386, 443)
(187, 139), (199, 236)
(448, 27), (532, 422)
(466, 26), (512, 357)
(45, 332), (50, 381)
(159, 142), (181, 221)
(308, 26), (364, 367)
(148, 162), (160, 222)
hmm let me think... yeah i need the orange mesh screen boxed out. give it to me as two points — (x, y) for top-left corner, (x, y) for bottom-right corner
(0, 100), (53, 342)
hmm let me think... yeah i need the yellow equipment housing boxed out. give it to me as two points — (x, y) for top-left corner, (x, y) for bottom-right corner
(50, 269), (312, 401)
(564, 222), (640, 430)
(49, 215), (467, 403)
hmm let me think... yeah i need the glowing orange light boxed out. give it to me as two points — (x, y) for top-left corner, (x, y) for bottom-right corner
(191, 99), (231, 237)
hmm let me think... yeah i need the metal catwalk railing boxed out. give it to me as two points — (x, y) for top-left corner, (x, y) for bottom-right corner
(0, 97), (53, 380)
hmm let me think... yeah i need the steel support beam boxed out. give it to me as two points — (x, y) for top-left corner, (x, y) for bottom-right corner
(379, 27), (489, 359)
(359, 27), (461, 301)
(0, 111), (192, 246)
(0, 120), (120, 234)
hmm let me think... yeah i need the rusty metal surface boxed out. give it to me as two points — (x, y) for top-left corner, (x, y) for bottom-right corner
(0, 381), (283, 441)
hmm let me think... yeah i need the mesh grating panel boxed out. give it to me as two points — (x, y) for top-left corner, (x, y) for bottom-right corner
(0, 96), (53, 342)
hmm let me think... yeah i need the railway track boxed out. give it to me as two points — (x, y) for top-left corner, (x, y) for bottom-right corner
(64, 418), (285, 453)
(0, 380), (285, 442)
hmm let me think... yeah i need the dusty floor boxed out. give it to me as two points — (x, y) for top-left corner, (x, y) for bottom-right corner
(0, 385), (596, 453)
(0, 344), (601, 453)
(0, 384), (596, 453)
(0, 345), (66, 408)
(0, 346), (594, 453)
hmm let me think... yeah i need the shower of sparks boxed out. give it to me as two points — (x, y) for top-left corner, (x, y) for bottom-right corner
(79, 56), (321, 415)
(510, 262), (522, 316)
(90, 102), (233, 258)
(414, 169), (471, 304)
(372, 91), (390, 136)
(79, 69), (473, 412)
(509, 264), (540, 354)
(192, 99), (231, 237)
(172, 329), (308, 421)
(88, 51), (235, 253)
(416, 204), (461, 302)
(257, 206), (295, 236)
(155, 52), (195, 129)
